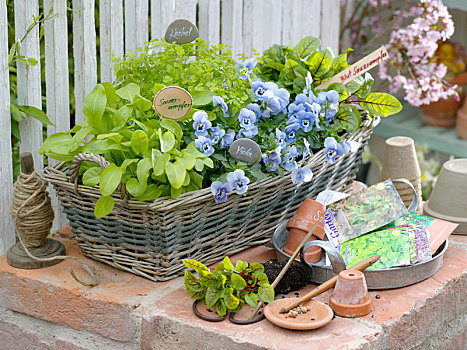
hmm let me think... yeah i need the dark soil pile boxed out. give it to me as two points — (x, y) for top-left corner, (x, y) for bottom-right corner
(263, 259), (313, 295)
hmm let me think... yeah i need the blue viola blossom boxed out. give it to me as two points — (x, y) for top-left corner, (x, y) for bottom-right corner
(220, 132), (235, 149)
(291, 167), (313, 184)
(296, 110), (317, 132)
(211, 181), (231, 203)
(210, 126), (226, 145)
(303, 71), (313, 96)
(238, 125), (258, 139)
(263, 82), (290, 115)
(238, 108), (257, 129)
(251, 81), (273, 101)
(317, 90), (340, 122)
(193, 111), (212, 137)
(324, 137), (345, 164)
(236, 58), (257, 79)
(285, 122), (300, 143)
(301, 138), (311, 163)
(281, 146), (299, 172)
(275, 129), (286, 149)
(341, 140), (359, 155)
(213, 96), (228, 116)
(287, 101), (305, 119)
(227, 169), (250, 195)
(262, 148), (281, 171)
(246, 103), (262, 120)
(195, 136), (215, 157)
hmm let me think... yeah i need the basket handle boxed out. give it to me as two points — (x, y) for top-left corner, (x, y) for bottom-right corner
(69, 152), (127, 201)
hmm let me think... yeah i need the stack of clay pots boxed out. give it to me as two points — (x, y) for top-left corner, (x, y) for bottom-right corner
(381, 136), (422, 212)
(284, 199), (326, 263)
(456, 97), (467, 139)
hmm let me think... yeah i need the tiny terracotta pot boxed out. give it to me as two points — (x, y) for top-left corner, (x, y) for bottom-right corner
(284, 199), (326, 263)
(456, 105), (467, 140)
(330, 270), (371, 318)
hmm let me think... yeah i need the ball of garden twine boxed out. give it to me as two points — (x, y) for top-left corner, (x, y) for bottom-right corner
(10, 169), (98, 287)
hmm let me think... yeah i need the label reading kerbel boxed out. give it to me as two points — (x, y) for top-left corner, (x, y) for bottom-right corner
(153, 86), (193, 120)
(165, 19), (199, 44)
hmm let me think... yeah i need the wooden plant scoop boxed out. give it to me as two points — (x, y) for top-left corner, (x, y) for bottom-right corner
(279, 254), (381, 314)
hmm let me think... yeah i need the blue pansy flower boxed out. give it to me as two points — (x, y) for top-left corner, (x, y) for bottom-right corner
(341, 140), (359, 155)
(291, 167), (313, 184)
(285, 122), (300, 143)
(211, 126), (226, 145)
(213, 96), (228, 116)
(318, 90), (340, 122)
(303, 71), (313, 96)
(193, 111), (212, 137)
(238, 108), (256, 129)
(211, 181), (231, 203)
(251, 81), (272, 101)
(236, 58), (257, 79)
(288, 102), (305, 119)
(227, 169), (250, 195)
(238, 125), (258, 139)
(324, 137), (345, 164)
(281, 146), (299, 172)
(302, 138), (311, 163)
(262, 148), (281, 171)
(195, 136), (215, 157)
(296, 110), (317, 132)
(275, 129), (286, 149)
(263, 82), (290, 114)
(220, 132), (235, 149)
(246, 103), (262, 119)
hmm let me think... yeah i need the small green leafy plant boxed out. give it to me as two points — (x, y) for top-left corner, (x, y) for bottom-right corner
(183, 257), (274, 316)
(39, 82), (212, 217)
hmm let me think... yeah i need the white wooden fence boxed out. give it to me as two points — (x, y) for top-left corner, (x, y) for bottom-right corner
(0, 0), (340, 255)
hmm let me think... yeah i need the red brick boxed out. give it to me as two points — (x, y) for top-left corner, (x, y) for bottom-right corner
(0, 320), (51, 350)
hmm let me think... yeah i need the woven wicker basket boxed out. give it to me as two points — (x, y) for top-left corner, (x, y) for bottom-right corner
(43, 117), (379, 282)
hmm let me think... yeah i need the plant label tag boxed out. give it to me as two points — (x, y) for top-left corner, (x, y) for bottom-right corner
(229, 139), (262, 164)
(165, 19), (199, 44)
(316, 46), (389, 89)
(153, 86), (193, 120)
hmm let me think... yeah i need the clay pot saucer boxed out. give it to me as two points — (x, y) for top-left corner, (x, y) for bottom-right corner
(264, 298), (333, 330)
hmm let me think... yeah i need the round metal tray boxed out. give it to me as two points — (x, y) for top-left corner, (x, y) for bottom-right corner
(272, 220), (447, 290)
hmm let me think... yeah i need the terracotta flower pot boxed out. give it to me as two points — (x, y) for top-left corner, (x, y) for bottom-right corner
(284, 199), (326, 263)
(456, 98), (467, 139)
(419, 72), (467, 127)
(329, 270), (371, 318)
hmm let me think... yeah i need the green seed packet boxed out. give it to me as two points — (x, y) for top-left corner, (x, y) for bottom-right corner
(325, 179), (408, 247)
(340, 226), (413, 270)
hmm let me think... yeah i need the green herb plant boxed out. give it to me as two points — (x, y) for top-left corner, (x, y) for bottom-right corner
(39, 82), (212, 218)
(112, 38), (251, 115)
(183, 257), (274, 316)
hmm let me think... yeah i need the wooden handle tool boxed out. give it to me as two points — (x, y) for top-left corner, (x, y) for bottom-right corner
(247, 222), (318, 320)
(279, 254), (381, 314)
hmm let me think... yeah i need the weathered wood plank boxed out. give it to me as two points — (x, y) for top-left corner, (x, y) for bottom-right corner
(0, 0), (15, 255)
(72, 0), (97, 125)
(253, 0), (282, 55)
(125, 0), (149, 53)
(151, 0), (197, 41)
(100, 0), (123, 82)
(14, 0), (43, 171)
(221, 0), (243, 58)
(320, 0), (340, 55)
(198, 0), (220, 46)
(44, 0), (70, 231)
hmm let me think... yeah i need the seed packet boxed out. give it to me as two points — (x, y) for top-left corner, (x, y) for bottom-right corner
(387, 211), (458, 255)
(325, 179), (408, 248)
(340, 226), (413, 270)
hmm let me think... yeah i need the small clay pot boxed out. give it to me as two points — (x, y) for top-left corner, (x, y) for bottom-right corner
(330, 270), (371, 318)
(284, 199), (326, 263)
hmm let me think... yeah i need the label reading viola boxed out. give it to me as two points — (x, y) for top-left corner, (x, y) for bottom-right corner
(229, 138), (262, 164)
(153, 86), (193, 120)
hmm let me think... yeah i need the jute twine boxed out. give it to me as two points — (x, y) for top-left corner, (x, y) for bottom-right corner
(10, 170), (98, 287)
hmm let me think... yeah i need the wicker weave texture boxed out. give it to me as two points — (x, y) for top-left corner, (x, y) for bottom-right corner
(44, 118), (378, 281)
